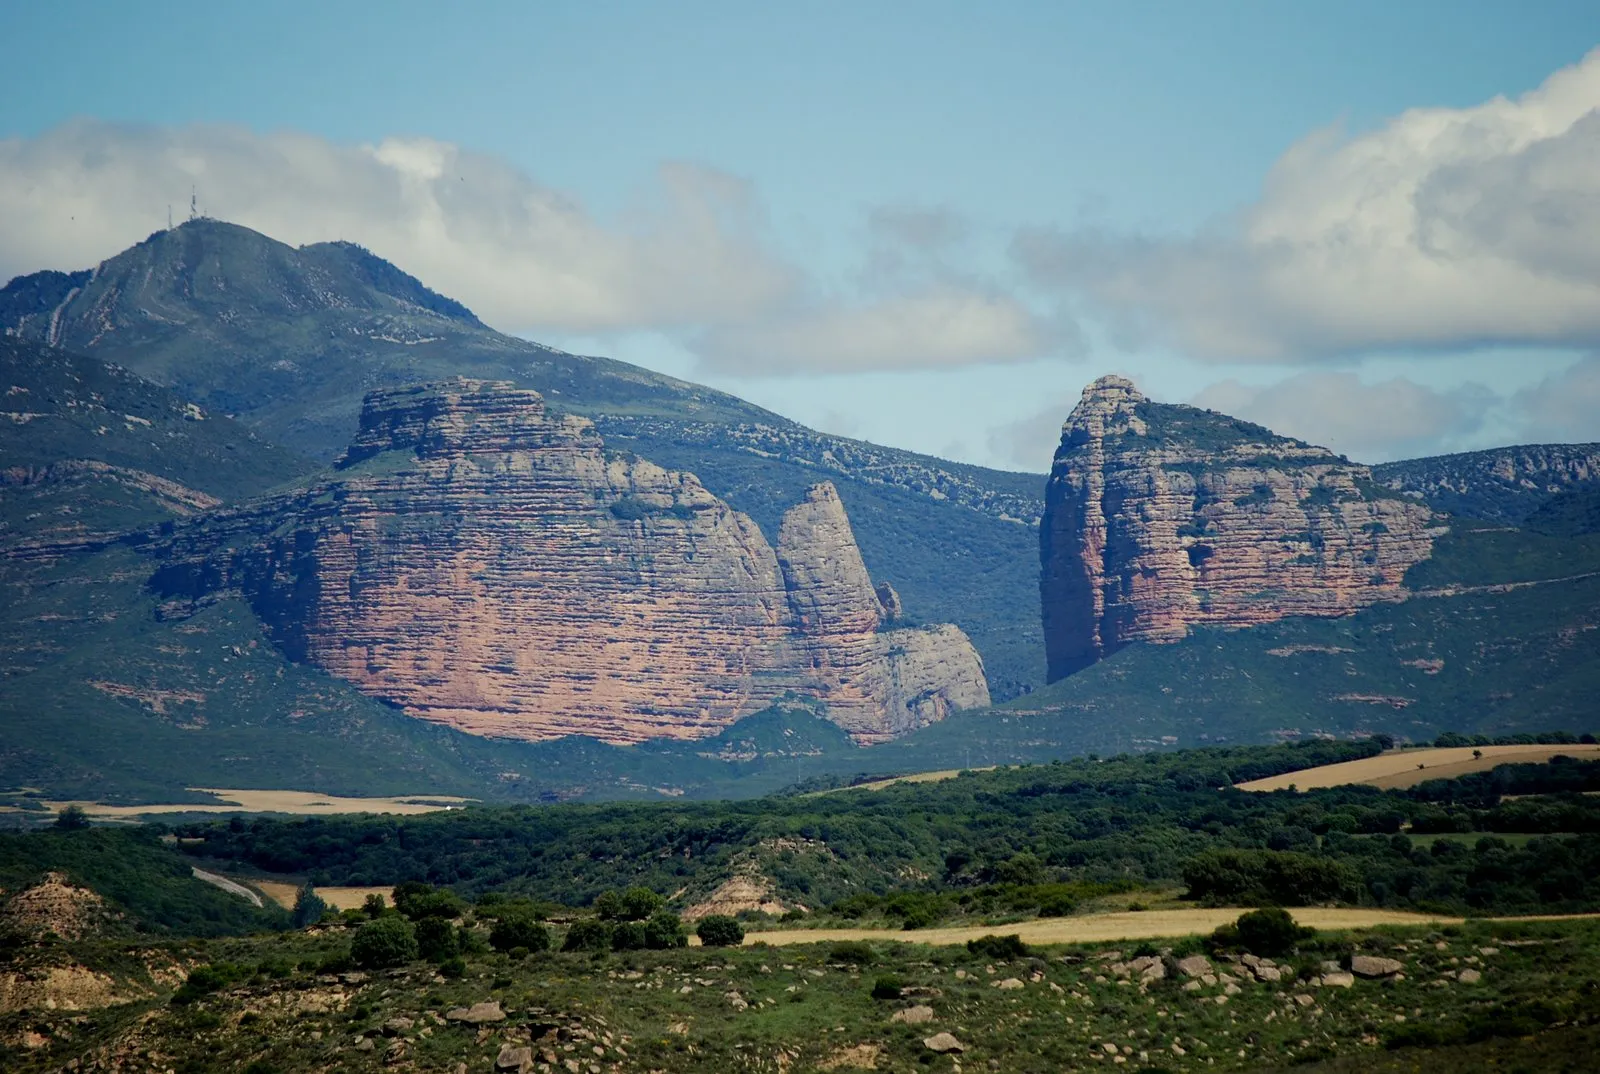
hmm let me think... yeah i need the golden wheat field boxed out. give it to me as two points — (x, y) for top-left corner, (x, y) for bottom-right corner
(735, 907), (1461, 947)
(1235, 743), (1600, 792)
(48, 788), (474, 818)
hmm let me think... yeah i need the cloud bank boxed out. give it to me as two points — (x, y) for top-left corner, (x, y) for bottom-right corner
(1015, 48), (1600, 362)
(0, 120), (1055, 375)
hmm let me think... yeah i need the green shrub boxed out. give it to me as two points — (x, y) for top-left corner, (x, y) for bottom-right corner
(966, 934), (1031, 960)
(489, 913), (550, 954)
(642, 910), (686, 949)
(870, 974), (903, 1000)
(415, 916), (459, 962)
(695, 915), (745, 947)
(351, 916), (418, 969)
(610, 922), (645, 951)
(438, 957), (466, 979)
(398, 890), (464, 921)
(362, 893), (388, 919)
(562, 918), (613, 953)
(171, 962), (247, 1005)
(1182, 849), (1357, 906)
(828, 941), (876, 966)
(622, 887), (665, 921)
(1212, 907), (1314, 958)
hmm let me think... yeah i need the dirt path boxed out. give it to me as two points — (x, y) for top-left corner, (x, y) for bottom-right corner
(736, 907), (1460, 947)
(1235, 744), (1600, 792)
(190, 867), (263, 908)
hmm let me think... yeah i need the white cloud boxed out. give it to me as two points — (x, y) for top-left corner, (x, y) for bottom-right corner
(1015, 49), (1600, 362)
(1190, 373), (1496, 462)
(0, 119), (1060, 375)
(1510, 354), (1600, 443)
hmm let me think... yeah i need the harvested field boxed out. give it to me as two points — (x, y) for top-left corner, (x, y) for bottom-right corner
(48, 788), (474, 818)
(816, 767), (996, 794)
(1235, 744), (1600, 792)
(253, 881), (396, 912)
(734, 907), (1457, 947)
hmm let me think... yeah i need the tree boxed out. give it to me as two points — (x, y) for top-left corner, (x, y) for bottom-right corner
(642, 910), (686, 949)
(351, 916), (417, 969)
(489, 913), (550, 954)
(695, 915), (744, 947)
(291, 883), (327, 929)
(362, 893), (388, 918)
(1217, 907), (1314, 958)
(415, 916), (458, 962)
(54, 805), (91, 831)
(562, 918), (612, 953)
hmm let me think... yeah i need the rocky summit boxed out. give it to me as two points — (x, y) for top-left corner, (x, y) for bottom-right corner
(146, 378), (989, 744)
(1039, 376), (1445, 681)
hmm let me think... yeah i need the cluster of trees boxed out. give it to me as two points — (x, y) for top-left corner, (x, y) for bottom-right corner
(148, 737), (1600, 927)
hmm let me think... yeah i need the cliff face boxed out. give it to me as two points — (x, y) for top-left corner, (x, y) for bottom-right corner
(149, 379), (988, 744)
(1040, 376), (1445, 681)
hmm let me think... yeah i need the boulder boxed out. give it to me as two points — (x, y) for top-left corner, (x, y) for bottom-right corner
(445, 1000), (507, 1024)
(1319, 971), (1355, 989)
(1457, 968), (1482, 984)
(892, 1006), (936, 1025)
(1175, 955), (1212, 978)
(496, 1044), (533, 1072)
(1252, 965), (1282, 983)
(1351, 956), (1405, 979)
(923, 1033), (964, 1054)
(993, 978), (1025, 990)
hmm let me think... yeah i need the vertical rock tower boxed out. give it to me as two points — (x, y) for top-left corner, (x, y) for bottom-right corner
(150, 379), (990, 744)
(1040, 376), (1444, 681)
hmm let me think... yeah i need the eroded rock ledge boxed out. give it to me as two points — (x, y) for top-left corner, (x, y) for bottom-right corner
(149, 379), (989, 744)
(1040, 376), (1445, 681)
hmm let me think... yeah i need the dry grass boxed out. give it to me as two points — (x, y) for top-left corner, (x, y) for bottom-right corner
(1235, 744), (1600, 792)
(253, 881), (397, 911)
(813, 767), (996, 795)
(47, 788), (474, 818)
(739, 907), (1458, 947)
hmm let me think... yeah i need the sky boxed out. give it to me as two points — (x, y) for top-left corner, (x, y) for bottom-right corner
(4, 1), (1600, 471)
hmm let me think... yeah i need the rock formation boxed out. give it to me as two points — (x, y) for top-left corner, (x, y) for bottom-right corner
(1040, 376), (1445, 681)
(149, 379), (989, 744)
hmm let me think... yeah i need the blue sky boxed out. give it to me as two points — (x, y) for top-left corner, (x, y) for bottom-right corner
(5, 2), (1600, 468)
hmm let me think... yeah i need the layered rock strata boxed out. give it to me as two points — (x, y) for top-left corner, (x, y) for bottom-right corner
(1041, 376), (1445, 681)
(149, 379), (988, 744)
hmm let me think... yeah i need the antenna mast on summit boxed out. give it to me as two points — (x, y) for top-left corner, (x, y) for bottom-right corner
(189, 187), (198, 222)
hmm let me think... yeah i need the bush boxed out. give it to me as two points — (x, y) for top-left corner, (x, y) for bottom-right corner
(351, 915), (418, 969)
(54, 805), (91, 831)
(828, 941), (876, 966)
(415, 916), (459, 962)
(398, 890), (464, 921)
(362, 893), (388, 919)
(609, 922), (646, 951)
(562, 918), (613, 953)
(489, 913), (550, 954)
(696, 915), (745, 947)
(438, 956), (466, 979)
(642, 910), (686, 949)
(171, 962), (246, 1005)
(1211, 907), (1314, 958)
(967, 934), (1031, 960)
(870, 974), (903, 1000)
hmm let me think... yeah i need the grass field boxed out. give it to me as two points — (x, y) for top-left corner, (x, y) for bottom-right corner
(736, 907), (1458, 946)
(1235, 743), (1600, 792)
(47, 788), (475, 818)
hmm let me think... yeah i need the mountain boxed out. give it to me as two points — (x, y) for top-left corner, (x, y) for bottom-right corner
(143, 378), (989, 745)
(1374, 443), (1600, 524)
(1039, 376), (1444, 680)
(0, 219), (1046, 699)
(0, 336), (314, 555)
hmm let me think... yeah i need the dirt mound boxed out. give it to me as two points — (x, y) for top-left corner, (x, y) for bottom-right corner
(0, 965), (140, 1013)
(684, 873), (791, 921)
(2, 872), (115, 940)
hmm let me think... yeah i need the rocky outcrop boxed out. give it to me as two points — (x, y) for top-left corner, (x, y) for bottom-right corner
(148, 379), (988, 744)
(1041, 376), (1445, 681)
